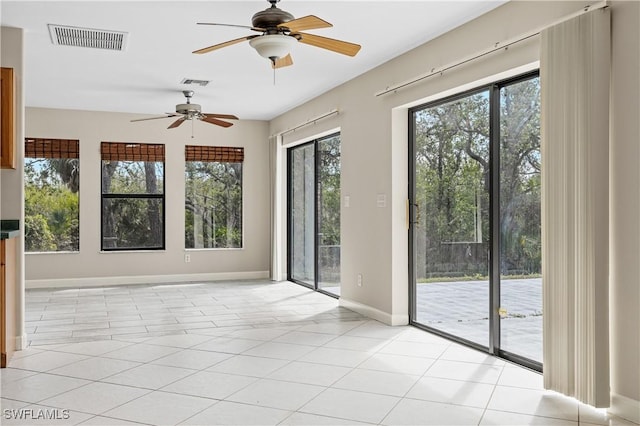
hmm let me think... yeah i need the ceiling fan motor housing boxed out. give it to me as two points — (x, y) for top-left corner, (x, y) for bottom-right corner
(176, 103), (201, 115)
(252, 5), (294, 31)
(176, 90), (201, 116)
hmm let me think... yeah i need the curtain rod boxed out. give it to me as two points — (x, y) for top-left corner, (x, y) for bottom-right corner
(274, 109), (339, 138)
(374, 0), (609, 97)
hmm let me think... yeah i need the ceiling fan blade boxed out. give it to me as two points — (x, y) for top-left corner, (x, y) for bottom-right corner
(202, 113), (239, 120)
(295, 32), (361, 57)
(193, 35), (256, 54)
(197, 22), (265, 32)
(278, 15), (332, 32)
(201, 116), (234, 128)
(130, 114), (180, 123)
(167, 118), (186, 129)
(272, 53), (293, 69)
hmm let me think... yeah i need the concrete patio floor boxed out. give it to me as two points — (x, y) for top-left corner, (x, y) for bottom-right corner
(415, 278), (542, 362)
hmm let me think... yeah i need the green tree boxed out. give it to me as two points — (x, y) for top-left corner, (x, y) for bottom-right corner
(101, 160), (164, 249)
(500, 79), (541, 274)
(414, 92), (490, 278)
(413, 77), (541, 280)
(185, 161), (242, 248)
(24, 158), (79, 252)
(24, 214), (57, 252)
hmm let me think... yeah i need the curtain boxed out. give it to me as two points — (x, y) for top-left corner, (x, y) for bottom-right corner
(269, 134), (282, 281)
(541, 8), (610, 407)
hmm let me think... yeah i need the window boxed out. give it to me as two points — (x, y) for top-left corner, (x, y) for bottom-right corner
(185, 145), (243, 249)
(24, 138), (79, 252)
(101, 142), (165, 250)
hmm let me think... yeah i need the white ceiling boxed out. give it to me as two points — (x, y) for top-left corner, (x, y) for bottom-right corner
(1, 1), (505, 120)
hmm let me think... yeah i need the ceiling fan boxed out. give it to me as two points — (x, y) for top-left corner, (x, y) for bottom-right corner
(130, 91), (238, 129)
(193, 0), (361, 68)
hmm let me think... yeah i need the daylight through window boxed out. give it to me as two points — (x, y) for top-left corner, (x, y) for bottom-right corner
(100, 142), (165, 251)
(24, 138), (80, 252)
(185, 145), (243, 249)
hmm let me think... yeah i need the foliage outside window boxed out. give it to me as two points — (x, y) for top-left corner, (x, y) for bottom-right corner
(317, 135), (341, 287)
(185, 145), (243, 249)
(101, 142), (165, 250)
(413, 77), (541, 281)
(414, 91), (490, 279)
(412, 74), (542, 363)
(288, 133), (341, 294)
(24, 138), (79, 252)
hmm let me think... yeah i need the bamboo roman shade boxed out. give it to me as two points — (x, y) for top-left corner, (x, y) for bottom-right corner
(185, 145), (244, 163)
(25, 138), (79, 159)
(101, 142), (165, 162)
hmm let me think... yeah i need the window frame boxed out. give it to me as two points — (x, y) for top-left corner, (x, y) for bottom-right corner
(184, 145), (244, 250)
(23, 138), (80, 253)
(100, 142), (166, 252)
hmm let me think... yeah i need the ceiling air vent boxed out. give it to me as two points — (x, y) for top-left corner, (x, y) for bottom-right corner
(48, 24), (128, 51)
(180, 78), (210, 87)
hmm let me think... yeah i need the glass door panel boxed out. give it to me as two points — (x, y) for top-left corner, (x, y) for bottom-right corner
(413, 90), (491, 347)
(288, 134), (342, 296)
(411, 72), (542, 370)
(499, 77), (542, 362)
(317, 135), (341, 296)
(289, 143), (315, 287)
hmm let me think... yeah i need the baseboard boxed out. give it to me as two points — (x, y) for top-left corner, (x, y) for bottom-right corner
(16, 333), (27, 351)
(339, 297), (409, 326)
(610, 393), (640, 424)
(26, 271), (270, 289)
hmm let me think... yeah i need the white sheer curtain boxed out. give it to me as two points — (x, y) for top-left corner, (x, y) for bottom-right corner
(269, 134), (283, 281)
(541, 8), (611, 407)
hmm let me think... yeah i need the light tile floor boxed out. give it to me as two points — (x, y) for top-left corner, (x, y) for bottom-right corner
(0, 280), (636, 426)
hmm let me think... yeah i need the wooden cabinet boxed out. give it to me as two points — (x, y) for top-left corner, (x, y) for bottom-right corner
(1, 67), (15, 169)
(1, 238), (17, 367)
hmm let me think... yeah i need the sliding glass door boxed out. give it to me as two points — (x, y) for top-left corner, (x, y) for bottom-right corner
(498, 77), (542, 363)
(410, 72), (541, 369)
(412, 90), (491, 347)
(289, 143), (315, 287)
(288, 133), (341, 297)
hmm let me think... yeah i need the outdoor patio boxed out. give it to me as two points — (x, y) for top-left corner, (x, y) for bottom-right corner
(416, 278), (542, 362)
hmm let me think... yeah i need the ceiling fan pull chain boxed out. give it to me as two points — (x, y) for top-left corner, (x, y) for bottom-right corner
(191, 118), (195, 138)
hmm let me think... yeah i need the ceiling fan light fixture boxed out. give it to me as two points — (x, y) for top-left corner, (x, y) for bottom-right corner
(249, 34), (295, 61)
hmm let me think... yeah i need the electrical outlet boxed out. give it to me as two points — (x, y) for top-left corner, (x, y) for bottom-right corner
(357, 274), (363, 287)
(184, 254), (191, 263)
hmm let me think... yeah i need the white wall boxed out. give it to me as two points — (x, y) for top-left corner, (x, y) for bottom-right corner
(1, 26), (27, 349)
(25, 108), (271, 286)
(269, 0), (639, 420)
(609, 0), (640, 421)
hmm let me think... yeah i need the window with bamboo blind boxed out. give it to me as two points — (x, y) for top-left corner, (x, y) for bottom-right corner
(100, 142), (165, 250)
(24, 138), (80, 252)
(184, 146), (244, 249)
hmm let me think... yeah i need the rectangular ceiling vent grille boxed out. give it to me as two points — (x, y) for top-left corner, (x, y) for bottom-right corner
(48, 24), (128, 51)
(181, 78), (210, 87)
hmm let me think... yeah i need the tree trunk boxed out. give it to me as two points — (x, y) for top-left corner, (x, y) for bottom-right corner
(102, 161), (119, 248)
(144, 162), (162, 246)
